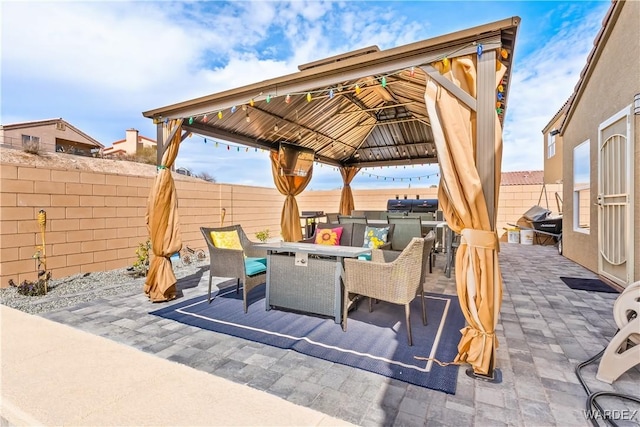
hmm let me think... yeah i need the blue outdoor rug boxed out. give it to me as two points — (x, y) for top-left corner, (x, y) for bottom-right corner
(150, 284), (465, 394)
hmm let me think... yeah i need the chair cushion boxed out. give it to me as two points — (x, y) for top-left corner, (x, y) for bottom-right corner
(357, 253), (372, 261)
(363, 226), (390, 249)
(210, 230), (242, 250)
(246, 257), (267, 267)
(315, 227), (343, 245)
(244, 259), (267, 276)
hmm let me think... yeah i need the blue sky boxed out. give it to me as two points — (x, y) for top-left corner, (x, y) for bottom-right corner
(2, 1), (609, 190)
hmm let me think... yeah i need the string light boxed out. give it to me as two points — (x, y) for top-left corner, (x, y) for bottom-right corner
(363, 169), (440, 181)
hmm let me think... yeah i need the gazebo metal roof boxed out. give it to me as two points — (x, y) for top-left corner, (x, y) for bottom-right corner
(142, 17), (519, 169)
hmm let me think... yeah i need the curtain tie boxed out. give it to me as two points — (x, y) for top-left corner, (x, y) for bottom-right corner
(157, 165), (167, 171)
(460, 228), (497, 251)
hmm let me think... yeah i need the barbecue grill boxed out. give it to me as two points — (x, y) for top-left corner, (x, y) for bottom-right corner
(386, 199), (413, 213)
(386, 198), (438, 214)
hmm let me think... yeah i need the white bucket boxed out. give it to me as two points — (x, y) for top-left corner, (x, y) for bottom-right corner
(520, 229), (534, 245)
(507, 228), (520, 244)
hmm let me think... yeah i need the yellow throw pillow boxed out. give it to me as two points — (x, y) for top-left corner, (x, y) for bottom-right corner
(210, 230), (243, 250)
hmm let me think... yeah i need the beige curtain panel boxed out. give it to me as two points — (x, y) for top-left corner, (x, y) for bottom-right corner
(144, 119), (184, 302)
(339, 166), (360, 216)
(270, 151), (313, 242)
(424, 55), (506, 376)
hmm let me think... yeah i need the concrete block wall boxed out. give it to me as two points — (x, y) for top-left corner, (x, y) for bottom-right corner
(0, 161), (285, 287)
(0, 158), (560, 286)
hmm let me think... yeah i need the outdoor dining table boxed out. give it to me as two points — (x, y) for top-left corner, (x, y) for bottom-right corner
(255, 241), (370, 323)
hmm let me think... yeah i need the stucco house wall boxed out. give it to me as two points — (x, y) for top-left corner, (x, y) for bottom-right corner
(542, 109), (566, 185)
(561, 0), (639, 283)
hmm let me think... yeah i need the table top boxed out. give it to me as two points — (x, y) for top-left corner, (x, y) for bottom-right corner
(256, 241), (371, 258)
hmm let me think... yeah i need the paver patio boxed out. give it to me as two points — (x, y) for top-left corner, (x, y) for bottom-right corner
(38, 244), (639, 426)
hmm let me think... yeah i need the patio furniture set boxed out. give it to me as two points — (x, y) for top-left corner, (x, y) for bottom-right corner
(200, 220), (440, 346)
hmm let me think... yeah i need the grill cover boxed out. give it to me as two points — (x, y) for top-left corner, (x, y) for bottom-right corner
(386, 199), (438, 213)
(387, 199), (412, 212)
(411, 199), (438, 213)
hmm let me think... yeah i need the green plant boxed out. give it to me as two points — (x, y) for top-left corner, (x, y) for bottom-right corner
(132, 239), (151, 277)
(23, 140), (43, 155)
(8, 274), (50, 296)
(255, 229), (270, 243)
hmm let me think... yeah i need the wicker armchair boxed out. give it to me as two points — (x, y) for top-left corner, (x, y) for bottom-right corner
(342, 237), (425, 345)
(200, 225), (267, 313)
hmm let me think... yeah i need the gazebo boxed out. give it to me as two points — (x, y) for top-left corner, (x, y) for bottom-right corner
(142, 17), (520, 380)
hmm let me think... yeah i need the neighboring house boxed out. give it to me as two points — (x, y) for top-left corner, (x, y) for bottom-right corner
(103, 128), (156, 157)
(556, 0), (638, 288)
(501, 170), (544, 186)
(542, 101), (570, 185)
(175, 167), (192, 176)
(0, 118), (103, 156)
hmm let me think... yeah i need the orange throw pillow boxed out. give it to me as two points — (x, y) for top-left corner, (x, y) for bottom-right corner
(314, 227), (343, 246)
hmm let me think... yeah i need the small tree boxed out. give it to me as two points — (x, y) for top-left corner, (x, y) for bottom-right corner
(196, 171), (217, 182)
(132, 239), (151, 277)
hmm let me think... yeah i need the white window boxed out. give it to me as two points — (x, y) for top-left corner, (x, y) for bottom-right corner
(573, 140), (590, 233)
(547, 130), (557, 159)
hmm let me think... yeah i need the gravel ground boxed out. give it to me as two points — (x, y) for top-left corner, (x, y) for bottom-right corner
(0, 259), (209, 315)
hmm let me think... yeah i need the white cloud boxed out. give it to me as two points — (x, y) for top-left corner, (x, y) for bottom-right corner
(1, 1), (612, 189)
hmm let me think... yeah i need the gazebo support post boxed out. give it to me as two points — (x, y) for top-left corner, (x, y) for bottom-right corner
(156, 122), (165, 166)
(469, 48), (502, 384)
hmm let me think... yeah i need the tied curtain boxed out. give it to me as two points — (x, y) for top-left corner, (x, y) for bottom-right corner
(339, 166), (360, 216)
(424, 54), (506, 375)
(144, 119), (184, 302)
(270, 151), (313, 241)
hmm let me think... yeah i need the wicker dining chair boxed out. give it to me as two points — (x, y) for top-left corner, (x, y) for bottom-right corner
(342, 237), (426, 346)
(200, 225), (267, 313)
(386, 216), (423, 251)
